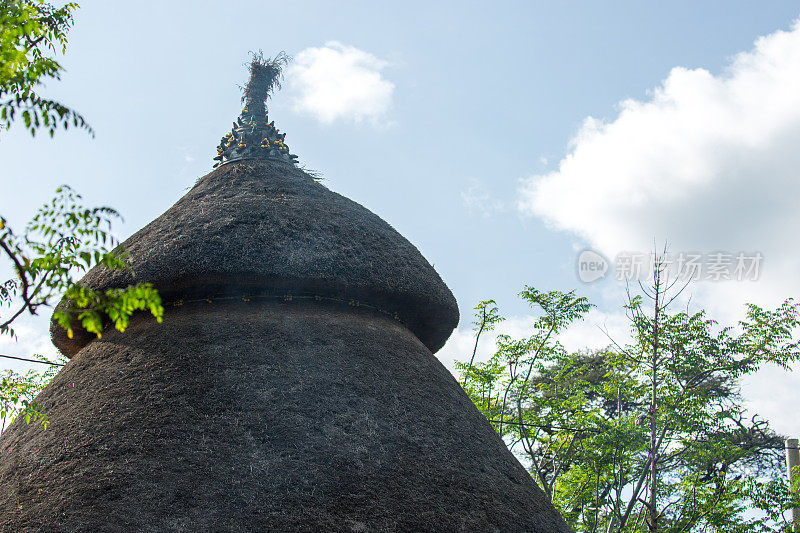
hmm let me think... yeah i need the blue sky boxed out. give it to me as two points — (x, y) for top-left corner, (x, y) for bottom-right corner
(3, 1), (800, 433)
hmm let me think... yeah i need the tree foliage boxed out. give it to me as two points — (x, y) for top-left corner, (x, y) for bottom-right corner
(0, 0), (89, 136)
(0, 354), (64, 430)
(458, 279), (800, 532)
(1, 185), (163, 340)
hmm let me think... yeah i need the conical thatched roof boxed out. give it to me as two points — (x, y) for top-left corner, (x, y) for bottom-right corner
(0, 55), (573, 532)
(1, 301), (571, 532)
(51, 158), (459, 357)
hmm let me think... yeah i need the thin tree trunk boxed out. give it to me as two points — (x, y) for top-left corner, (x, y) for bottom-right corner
(462, 306), (488, 387)
(648, 264), (662, 533)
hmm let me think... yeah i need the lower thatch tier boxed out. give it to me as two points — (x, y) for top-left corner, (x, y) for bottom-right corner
(2, 302), (571, 532)
(52, 159), (458, 357)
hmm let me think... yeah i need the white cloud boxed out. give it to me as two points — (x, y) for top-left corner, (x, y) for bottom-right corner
(519, 20), (800, 293)
(287, 41), (395, 126)
(741, 363), (800, 437)
(461, 178), (505, 218)
(517, 18), (800, 435)
(558, 308), (630, 353)
(520, 20), (800, 268)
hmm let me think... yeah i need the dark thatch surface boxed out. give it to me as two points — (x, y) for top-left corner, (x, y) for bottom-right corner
(51, 158), (458, 357)
(0, 302), (572, 532)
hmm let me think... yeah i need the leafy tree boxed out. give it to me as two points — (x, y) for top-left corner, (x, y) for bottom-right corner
(458, 272), (800, 532)
(1, 186), (163, 340)
(461, 299), (504, 387)
(0, 353), (65, 430)
(0, 0), (163, 430)
(1, 0), (89, 137)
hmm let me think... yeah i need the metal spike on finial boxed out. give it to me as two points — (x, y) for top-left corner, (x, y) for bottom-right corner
(213, 51), (298, 167)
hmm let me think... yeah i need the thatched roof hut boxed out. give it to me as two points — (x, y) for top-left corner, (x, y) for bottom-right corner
(0, 55), (572, 532)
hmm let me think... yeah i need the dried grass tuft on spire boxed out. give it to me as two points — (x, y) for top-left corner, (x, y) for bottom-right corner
(242, 50), (291, 115)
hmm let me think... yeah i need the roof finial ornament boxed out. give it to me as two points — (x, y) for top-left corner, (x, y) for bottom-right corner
(214, 51), (298, 167)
